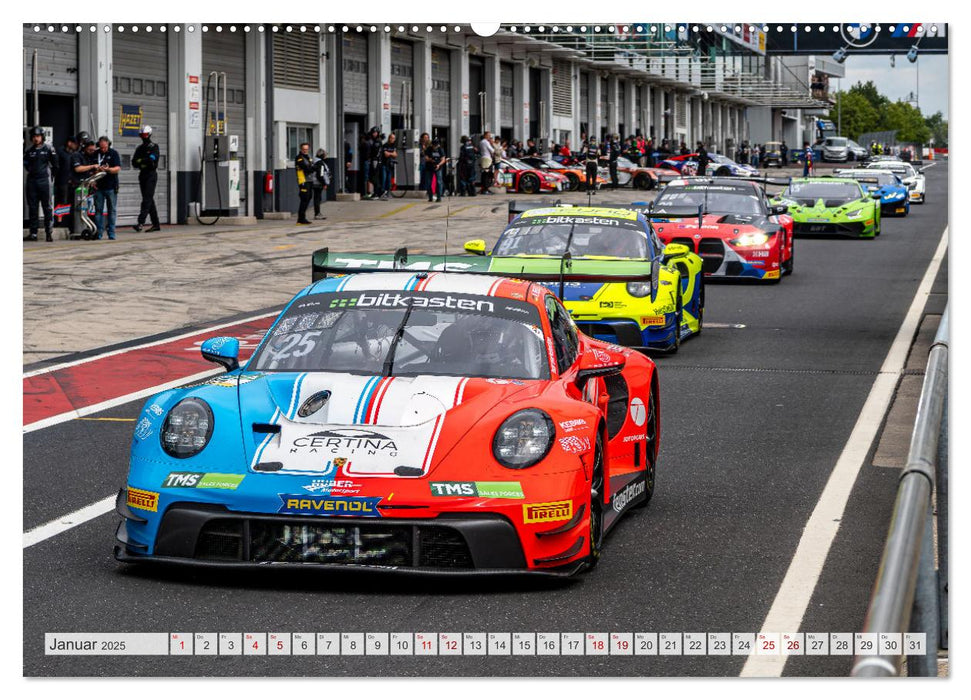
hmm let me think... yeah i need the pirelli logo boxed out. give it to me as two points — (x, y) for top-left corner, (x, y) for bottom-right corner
(640, 315), (666, 326)
(127, 487), (159, 513)
(523, 500), (573, 524)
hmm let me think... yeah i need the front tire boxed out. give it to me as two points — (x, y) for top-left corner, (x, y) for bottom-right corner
(783, 241), (794, 275)
(565, 172), (580, 191)
(633, 173), (653, 190)
(519, 173), (540, 194)
(668, 288), (683, 353)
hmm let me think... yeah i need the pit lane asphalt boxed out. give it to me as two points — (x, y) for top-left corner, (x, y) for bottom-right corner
(23, 166), (949, 676)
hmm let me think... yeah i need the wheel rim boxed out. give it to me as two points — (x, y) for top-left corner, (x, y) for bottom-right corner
(589, 440), (604, 556)
(522, 176), (538, 193)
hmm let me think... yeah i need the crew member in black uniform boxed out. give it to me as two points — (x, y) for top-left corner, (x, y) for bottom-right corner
(607, 134), (621, 189)
(23, 126), (58, 241)
(131, 125), (162, 232)
(583, 137), (600, 193)
(424, 137), (446, 202)
(54, 135), (78, 227)
(295, 142), (314, 224)
(457, 136), (478, 197)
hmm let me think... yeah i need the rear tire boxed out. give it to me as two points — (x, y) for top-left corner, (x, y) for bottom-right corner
(586, 434), (605, 569)
(632, 387), (658, 510)
(633, 173), (653, 190)
(565, 172), (580, 191)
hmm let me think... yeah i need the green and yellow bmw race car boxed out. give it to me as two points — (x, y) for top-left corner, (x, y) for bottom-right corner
(771, 177), (882, 238)
(311, 206), (705, 353)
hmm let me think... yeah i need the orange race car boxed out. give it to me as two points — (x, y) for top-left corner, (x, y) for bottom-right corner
(116, 270), (661, 576)
(520, 156), (608, 192)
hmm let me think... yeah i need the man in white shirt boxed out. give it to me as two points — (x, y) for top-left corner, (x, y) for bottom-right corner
(478, 132), (495, 194)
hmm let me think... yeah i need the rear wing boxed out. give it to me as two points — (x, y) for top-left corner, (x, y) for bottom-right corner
(311, 247), (658, 302)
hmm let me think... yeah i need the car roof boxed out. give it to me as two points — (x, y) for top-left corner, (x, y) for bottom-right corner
(519, 206), (640, 221)
(665, 176), (760, 190)
(789, 177), (861, 185)
(308, 272), (535, 302)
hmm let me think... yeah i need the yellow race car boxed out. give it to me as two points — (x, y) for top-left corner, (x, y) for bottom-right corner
(468, 206), (705, 352)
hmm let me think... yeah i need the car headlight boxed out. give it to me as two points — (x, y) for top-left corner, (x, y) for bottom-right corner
(731, 232), (769, 247)
(161, 398), (214, 458)
(493, 409), (554, 469)
(846, 209), (865, 219)
(626, 281), (652, 298)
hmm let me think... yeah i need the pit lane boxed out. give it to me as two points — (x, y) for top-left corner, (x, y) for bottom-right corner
(23, 165), (948, 676)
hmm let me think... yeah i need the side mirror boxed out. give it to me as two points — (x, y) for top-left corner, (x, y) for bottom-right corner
(871, 192), (883, 199)
(646, 201), (655, 212)
(574, 351), (625, 388)
(662, 242), (690, 262)
(770, 204), (789, 215)
(201, 336), (240, 372)
(464, 239), (487, 255)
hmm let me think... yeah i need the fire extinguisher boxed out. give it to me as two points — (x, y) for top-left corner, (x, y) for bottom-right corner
(264, 172), (274, 194)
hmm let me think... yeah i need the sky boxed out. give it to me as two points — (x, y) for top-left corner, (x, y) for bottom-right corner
(837, 53), (949, 119)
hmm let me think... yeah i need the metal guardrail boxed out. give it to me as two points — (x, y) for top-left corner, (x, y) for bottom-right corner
(851, 307), (948, 677)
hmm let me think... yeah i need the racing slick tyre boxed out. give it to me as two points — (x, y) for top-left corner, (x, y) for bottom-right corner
(586, 433), (606, 569)
(519, 173), (540, 194)
(695, 277), (705, 334)
(631, 387), (658, 510)
(768, 250), (783, 283)
(633, 173), (654, 190)
(667, 288), (683, 353)
(565, 172), (580, 191)
(783, 245), (794, 276)
(715, 167), (732, 177)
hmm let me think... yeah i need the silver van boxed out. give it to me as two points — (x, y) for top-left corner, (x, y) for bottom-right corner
(822, 137), (850, 162)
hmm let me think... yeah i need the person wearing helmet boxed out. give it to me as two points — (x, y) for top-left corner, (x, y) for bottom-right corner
(583, 136), (600, 193)
(23, 126), (58, 241)
(131, 125), (161, 232)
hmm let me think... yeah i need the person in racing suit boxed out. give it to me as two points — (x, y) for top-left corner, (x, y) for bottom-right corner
(23, 126), (58, 241)
(607, 134), (621, 189)
(583, 137), (600, 193)
(131, 125), (161, 232)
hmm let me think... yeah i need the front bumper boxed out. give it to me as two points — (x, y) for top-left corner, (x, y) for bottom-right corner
(574, 316), (676, 350)
(115, 490), (588, 576)
(792, 219), (874, 238)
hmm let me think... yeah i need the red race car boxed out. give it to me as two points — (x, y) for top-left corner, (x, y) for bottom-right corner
(119, 269), (661, 576)
(641, 177), (794, 282)
(495, 158), (570, 194)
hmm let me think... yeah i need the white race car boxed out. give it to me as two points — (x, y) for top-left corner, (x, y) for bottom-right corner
(865, 159), (930, 204)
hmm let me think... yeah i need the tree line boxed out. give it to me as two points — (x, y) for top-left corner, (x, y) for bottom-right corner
(830, 80), (948, 147)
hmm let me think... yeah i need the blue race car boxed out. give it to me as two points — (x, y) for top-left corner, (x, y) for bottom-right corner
(659, 152), (760, 178)
(834, 168), (910, 216)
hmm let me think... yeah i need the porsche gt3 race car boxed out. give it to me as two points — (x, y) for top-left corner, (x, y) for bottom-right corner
(496, 158), (569, 194)
(115, 272), (660, 576)
(771, 177), (881, 238)
(639, 177), (794, 281)
(519, 156), (607, 192)
(612, 156), (673, 190)
(833, 168), (910, 216)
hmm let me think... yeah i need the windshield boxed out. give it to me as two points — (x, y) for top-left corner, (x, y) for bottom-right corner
(826, 138), (848, 147)
(784, 181), (862, 204)
(616, 156), (635, 168)
(844, 171), (897, 186)
(250, 292), (549, 380)
(871, 163), (915, 178)
(709, 154), (732, 164)
(654, 186), (764, 215)
(495, 215), (652, 258)
(504, 159), (530, 171)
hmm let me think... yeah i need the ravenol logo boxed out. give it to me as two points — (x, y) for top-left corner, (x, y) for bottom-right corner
(522, 500), (573, 524)
(278, 494), (382, 517)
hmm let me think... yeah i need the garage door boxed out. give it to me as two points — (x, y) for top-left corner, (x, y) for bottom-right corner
(23, 27), (77, 96)
(390, 40), (413, 117)
(112, 31), (169, 224)
(343, 34), (368, 115)
(552, 60), (572, 117)
(203, 32), (248, 208)
(500, 62), (513, 129)
(431, 47), (451, 126)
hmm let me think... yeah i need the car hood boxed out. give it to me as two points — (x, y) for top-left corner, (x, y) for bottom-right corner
(236, 371), (535, 477)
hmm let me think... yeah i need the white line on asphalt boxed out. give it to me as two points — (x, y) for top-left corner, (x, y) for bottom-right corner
(23, 369), (221, 434)
(23, 495), (116, 549)
(740, 226), (948, 677)
(23, 310), (277, 378)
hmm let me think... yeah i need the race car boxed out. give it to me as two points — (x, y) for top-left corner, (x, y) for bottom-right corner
(865, 159), (928, 204)
(834, 169), (910, 216)
(483, 206), (705, 352)
(611, 156), (673, 190)
(115, 272), (661, 576)
(770, 177), (881, 238)
(495, 158), (569, 194)
(659, 152), (760, 178)
(640, 177), (794, 281)
(518, 156), (607, 192)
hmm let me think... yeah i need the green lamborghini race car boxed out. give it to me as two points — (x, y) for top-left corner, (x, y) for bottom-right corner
(311, 207), (705, 353)
(771, 177), (882, 238)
